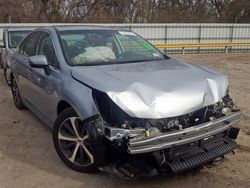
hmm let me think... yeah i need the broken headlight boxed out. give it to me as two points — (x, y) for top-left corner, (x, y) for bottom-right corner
(92, 90), (145, 129)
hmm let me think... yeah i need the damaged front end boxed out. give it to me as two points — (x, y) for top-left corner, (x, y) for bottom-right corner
(90, 90), (241, 178)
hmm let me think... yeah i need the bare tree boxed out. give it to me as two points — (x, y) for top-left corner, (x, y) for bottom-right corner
(0, 0), (249, 23)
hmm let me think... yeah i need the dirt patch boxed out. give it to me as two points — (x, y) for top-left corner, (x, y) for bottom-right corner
(0, 53), (250, 188)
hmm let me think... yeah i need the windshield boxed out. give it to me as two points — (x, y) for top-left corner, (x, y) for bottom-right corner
(8, 30), (31, 48)
(58, 30), (165, 66)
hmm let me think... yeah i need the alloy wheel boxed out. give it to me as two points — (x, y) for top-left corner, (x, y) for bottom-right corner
(58, 117), (94, 167)
(11, 78), (21, 107)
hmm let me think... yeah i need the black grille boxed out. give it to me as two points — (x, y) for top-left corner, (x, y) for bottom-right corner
(166, 137), (237, 173)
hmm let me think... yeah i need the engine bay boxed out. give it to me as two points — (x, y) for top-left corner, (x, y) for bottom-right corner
(93, 89), (239, 136)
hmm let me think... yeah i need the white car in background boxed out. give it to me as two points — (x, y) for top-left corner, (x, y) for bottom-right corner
(0, 27), (34, 86)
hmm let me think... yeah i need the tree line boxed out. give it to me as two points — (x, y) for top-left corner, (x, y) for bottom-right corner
(0, 0), (249, 23)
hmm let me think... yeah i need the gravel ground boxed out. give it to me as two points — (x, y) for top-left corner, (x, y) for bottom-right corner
(0, 53), (250, 188)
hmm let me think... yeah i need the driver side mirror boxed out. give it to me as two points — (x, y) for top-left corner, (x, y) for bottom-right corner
(29, 55), (51, 75)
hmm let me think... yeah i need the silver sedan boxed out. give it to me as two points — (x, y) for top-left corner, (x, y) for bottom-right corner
(10, 26), (241, 178)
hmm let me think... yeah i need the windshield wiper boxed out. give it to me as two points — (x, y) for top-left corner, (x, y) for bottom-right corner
(73, 58), (164, 66)
(115, 58), (164, 64)
(73, 60), (112, 66)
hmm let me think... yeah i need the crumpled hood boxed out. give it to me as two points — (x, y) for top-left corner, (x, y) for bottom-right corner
(71, 59), (228, 118)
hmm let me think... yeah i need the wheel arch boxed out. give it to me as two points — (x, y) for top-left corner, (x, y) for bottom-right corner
(56, 79), (100, 122)
(57, 100), (73, 115)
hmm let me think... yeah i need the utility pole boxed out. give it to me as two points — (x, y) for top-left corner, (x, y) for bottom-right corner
(8, 15), (11, 23)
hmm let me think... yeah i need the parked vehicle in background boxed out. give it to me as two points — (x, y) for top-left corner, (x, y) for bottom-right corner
(10, 26), (241, 178)
(1, 28), (34, 86)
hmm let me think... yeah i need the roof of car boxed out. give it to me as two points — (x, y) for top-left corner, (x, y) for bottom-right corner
(52, 25), (125, 31)
(6, 27), (36, 32)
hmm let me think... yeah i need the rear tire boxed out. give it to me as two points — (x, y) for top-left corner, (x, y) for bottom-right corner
(53, 108), (98, 173)
(11, 76), (26, 109)
(4, 66), (11, 86)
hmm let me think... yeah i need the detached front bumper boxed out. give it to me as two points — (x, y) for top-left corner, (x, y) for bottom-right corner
(128, 111), (241, 154)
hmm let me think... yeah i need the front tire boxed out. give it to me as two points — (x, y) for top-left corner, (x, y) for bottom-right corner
(53, 108), (97, 173)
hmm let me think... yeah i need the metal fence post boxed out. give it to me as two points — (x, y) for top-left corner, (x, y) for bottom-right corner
(198, 25), (202, 53)
(182, 47), (185, 54)
(230, 25), (234, 42)
(225, 46), (228, 53)
(164, 25), (168, 53)
(230, 24), (234, 53)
